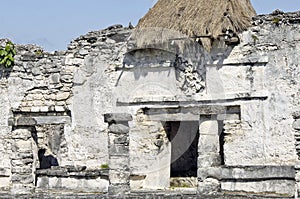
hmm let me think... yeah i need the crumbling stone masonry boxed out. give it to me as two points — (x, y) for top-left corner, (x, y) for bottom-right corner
(0, 11), (300, 198)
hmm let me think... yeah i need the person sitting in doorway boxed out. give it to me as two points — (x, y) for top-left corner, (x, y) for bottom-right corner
(38, 148), (59, 169)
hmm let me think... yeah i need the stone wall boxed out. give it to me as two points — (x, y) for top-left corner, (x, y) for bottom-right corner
(0, 11), (299, 197)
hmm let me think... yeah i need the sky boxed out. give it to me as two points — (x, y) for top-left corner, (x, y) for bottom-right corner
(1, 0), (300, 52)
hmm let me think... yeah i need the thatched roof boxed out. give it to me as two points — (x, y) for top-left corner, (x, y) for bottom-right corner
(137, 0), (256, 50)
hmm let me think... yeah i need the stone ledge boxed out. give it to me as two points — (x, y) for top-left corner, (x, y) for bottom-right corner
(36, 167), (108, 178)
(198, 166), (295, 181)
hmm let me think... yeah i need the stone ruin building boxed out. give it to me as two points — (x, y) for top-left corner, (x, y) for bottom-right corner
(0, 0), (300, 198)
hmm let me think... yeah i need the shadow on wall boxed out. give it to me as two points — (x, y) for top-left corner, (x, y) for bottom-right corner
(38, 149), (59, 169)
(0, 66), (12, 79)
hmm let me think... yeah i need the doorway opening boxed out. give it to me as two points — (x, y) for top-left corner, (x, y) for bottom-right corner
(164, 121), (199, 178)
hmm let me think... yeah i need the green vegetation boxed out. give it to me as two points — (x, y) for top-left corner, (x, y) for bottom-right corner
(0, 41), (16, 68)
(251, 35), (259, 45)
(100, 163), (109, 169)
(34, 49), (43, 55)
(272, 17), (281, 26)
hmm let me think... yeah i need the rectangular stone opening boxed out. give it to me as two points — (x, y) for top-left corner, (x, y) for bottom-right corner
(164, 121), (199, 178)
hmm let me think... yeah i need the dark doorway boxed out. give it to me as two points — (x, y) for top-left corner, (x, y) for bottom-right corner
(164, 121), (199, 177)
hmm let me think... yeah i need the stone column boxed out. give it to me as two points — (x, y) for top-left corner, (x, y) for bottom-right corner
(10, 128), (35, 195)
(197, 115), (221, 194)
(293, 112), (300, 197)
(104, 113), (132, 197)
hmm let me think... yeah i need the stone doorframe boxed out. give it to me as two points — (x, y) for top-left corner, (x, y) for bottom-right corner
(8, 111), (71, 195)
(142, 105), (240, 192)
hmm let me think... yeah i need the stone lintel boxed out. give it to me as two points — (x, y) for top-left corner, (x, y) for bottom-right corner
(11, 116), (71, 126)
(198, 166), (295, 181)
(33, 116), (71, 125)
(104, 113), (132, 124)
(16, 117), (37, 126)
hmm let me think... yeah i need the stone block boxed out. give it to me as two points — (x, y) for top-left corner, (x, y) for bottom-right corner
(10, 129), (32, 140)
(109, 156), (129, 170)
(104, 113), (132, 124)
(198, 178), (220, 195)
(198, 167), (222, 181)
(31, 107), (40, 112)
(198, 166), (295, 181)
(199, 120), (219, 135)
(198, 134), (220, 154)
(198, 153), (221, 168)
(56, 92), (70, 101)
(221, 166), (295, 180)
(11, 152), (33, 160)
(54, 106), (65, 112)
(109, 133), (129, 146)
(11, 166), (32, 174)
(50, 73), (60, 84)
(0, 177), (10, 188)
(221, 179), (295, 197)
(33, 116), (71, 125)
(109, 144), (129, 156)
(16, 117), (37, 126)
(109, 124), (130, 134)
(293, 111), (300, 119)
(0, 168), (11, 177)
(15, 140), (32, 152)
(11, 183), (35, 195)
(293, 119), (300, 130)
(109, 170), (130, 184)
(36, 176), (109, 192)
(217, 113), (240, 121)
(11, 174), (34, 184)
(108, 184), (130, 196)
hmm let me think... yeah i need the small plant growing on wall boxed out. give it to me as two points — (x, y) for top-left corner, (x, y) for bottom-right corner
(0, 41), (16, 68)
(251, 35), (259, 45)
(100, 163), (109, 169)
(272, 17), (281, 26)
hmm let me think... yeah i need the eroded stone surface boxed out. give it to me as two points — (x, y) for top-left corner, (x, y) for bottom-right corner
(0, 10), (300, 198)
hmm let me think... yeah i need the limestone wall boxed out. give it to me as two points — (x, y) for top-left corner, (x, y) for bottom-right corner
(0, 11), (299, 197)
(221, 13), (300, 166)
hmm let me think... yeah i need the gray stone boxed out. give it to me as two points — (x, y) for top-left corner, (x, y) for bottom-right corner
(198, 178), (220, 195)
(293, 111), (300, 119)
(109, 156), (129, 170)
(31, 67), (41, 76)
(79, 49), (89, 56)
(104, 113), (132, 124)
(50, 73), (60, 84)
(109, 170), (130, 184)
(108, 184), (130, 196)
(109, 124), (130, 134)
(11, 174), (34, 184)
(293, 119), (300, 130)
(221, 180), (295, 197)
(16, 117), (37, 126)
(198, 166), (295, 181)
(56, 92), (70, 101)
(109, 144), (129, 155)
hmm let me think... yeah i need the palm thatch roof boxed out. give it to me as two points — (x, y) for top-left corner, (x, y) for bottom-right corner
(137, 0), (256, 51)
